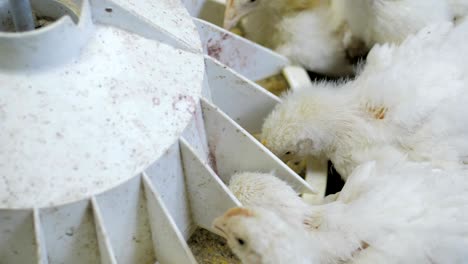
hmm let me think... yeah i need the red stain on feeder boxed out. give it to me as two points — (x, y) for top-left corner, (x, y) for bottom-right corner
(152, 97), (160, 106)
(172, 94), (196, 114)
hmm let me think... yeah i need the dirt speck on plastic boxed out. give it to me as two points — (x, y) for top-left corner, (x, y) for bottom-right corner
(188, 228), (241, 264)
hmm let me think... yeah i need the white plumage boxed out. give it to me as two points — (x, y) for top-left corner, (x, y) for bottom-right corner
(330, 0), (453, 49)
(261, 20), (468, 179)
(224, 0), (353, 76)
(215, 160), (468, 263)
(223, 0), (463, 76)
(213, 206), (319, 264)
(273, 7), (354, 76)
(228, 172), (311, 227)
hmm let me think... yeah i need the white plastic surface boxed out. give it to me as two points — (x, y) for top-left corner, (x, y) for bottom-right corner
(180, 138), (241, 232)
(283, 65), (314, 91)
(33, 209), (48, 264)
(92, 0), (202, 52)
(94, 176), (155, 264)
(40, 200), (100, 264)
(0, 210), (36, 263)
(303, 157), (329, 204)
(195, 18), (289, 81)
(91, 197), (118, 264)
(0, 0), (204, 208)
(142, 174), (197, 264)
(0, 0), (328, 262)
(204, 56), (280, 133)
(201, 98), (315, 194)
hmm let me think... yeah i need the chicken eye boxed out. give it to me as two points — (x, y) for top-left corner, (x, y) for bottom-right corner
(250, 0), (256, 2)
(236, 238), (246, 246)
(284, 151), (291, 155)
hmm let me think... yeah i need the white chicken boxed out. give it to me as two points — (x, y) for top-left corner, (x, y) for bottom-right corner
(223, 0), (458, 76)
(330, 0), (453, 53)
(212, 206), (319, 264)
(228, 171), (311, 227)
(226, 153), (405, 231)
(261, 20), (468, 179)
(215, 161), (468, 264)
(224, 0), (354, 76)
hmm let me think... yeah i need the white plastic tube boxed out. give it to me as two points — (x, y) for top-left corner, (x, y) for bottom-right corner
(9, 0), (35, 31)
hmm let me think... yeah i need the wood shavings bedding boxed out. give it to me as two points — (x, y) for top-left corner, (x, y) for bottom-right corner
(188, 228), (241, 264)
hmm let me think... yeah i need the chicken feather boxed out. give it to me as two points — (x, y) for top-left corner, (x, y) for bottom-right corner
(261, 21), (468, 178)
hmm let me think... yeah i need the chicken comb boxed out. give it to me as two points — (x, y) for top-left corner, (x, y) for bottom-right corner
(225, 207), (254, 218)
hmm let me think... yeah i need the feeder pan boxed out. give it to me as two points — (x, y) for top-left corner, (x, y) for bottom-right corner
(184, 0), (328, 202)
(0, 0), (325, 263)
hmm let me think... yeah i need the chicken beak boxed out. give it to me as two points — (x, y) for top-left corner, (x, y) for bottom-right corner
(286, 158), (307, 174)
(212, 216), (228, 238)
(223, 5), (240, 30)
